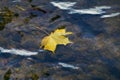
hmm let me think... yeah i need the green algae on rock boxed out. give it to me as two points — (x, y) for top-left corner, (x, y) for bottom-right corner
(0, 7), (14, 31)
(3, 69), (12, 80)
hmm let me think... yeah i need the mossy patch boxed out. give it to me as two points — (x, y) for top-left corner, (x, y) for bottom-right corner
(3, 69), (12, 80)
(0, 7), (14, 31)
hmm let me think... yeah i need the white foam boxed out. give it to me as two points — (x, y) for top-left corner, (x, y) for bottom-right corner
(51, 2), (111, 15)
(0, 47), (38, 56)
(101, 12), (120, 18)
(51, 2), (76, 10)
(58, 62), (79, 69)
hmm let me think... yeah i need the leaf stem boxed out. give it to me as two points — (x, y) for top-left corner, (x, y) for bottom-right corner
(35, 26), (49, 35)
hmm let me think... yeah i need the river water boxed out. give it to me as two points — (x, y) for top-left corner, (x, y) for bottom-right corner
(0, 0), (120, 80)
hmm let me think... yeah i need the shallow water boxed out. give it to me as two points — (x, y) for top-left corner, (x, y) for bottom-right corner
(0, 0), (120, 80)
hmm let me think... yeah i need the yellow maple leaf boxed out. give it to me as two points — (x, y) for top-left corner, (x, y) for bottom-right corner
(41, 28), (72, 53)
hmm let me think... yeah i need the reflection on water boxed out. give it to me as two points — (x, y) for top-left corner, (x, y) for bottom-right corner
(101, 12), (120, 18)
(51, 2), (111, 15)
(0, 47), (38, 56)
